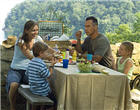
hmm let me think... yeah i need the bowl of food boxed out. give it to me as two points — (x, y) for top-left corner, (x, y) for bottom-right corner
(77, 62), (92, 73)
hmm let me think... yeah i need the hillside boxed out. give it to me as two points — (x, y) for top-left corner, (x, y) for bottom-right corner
(4, 0), (140, 43)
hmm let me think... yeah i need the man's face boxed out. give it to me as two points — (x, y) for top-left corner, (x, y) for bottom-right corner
(85, 20), (97, 36)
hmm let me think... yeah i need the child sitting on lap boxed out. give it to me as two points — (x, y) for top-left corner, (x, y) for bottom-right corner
(26, 41), (57, 110)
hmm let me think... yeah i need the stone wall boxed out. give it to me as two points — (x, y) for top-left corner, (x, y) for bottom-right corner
(1, 45), (14, 110)
(0, 45), (26, 110)
(1, 45), (14, 86)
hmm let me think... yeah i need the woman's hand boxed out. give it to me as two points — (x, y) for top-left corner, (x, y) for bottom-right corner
(48, 57), (58, 78)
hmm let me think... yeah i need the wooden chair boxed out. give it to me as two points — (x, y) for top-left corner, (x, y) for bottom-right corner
(131, 89), (140, 110)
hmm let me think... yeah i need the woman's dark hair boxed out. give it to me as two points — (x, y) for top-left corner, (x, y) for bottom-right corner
(33, 41), (48, 57)
(21, 20), (38, 43)
(86, 16), (98, 25)
(122, 41), (134, 58)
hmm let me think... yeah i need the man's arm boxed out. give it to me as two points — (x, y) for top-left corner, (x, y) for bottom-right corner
(92, 37), (109, 63)
(93, 55), (103, 62)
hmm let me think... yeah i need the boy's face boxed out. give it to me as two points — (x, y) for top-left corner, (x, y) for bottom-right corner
(39, 50), (52, 60)
(39, 51), (47, 59)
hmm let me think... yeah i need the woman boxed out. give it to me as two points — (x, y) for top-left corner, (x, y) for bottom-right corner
(6, 20), (56, 110)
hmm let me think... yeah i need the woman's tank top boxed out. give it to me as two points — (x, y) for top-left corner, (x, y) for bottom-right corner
(11, 36), (43, 70)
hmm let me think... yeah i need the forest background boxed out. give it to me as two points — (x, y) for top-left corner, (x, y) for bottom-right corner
(3, 0), (140, 44)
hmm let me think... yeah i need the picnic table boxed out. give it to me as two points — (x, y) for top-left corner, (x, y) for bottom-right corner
(47, 63), (133, 110)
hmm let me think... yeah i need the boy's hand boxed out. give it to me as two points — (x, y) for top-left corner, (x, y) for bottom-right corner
(50, 57), (58, 66)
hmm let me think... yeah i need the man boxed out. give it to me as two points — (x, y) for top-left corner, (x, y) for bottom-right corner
(75, 16), (115, 68)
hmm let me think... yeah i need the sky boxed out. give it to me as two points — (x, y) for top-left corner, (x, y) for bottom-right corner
(0, 0), (25, 44)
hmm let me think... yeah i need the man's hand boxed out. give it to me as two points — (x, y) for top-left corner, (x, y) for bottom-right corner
(75, 30), (83, 53)
(75, 31), (82, 40)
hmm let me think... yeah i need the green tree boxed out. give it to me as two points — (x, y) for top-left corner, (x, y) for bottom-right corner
(3, 0), (140, 42)
(133, 12), (140, 32)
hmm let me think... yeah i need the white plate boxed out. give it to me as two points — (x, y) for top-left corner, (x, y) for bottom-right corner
(54, 62), (63, 67)
(20, 84), (30, 88)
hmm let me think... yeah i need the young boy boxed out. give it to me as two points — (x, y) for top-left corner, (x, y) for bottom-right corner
(26, 41), (57, 110)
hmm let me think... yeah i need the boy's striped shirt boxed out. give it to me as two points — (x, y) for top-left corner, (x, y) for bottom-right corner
(26, 57), (51, 96)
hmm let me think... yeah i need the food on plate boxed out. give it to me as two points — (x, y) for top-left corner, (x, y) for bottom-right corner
(77, 62), (92, 73)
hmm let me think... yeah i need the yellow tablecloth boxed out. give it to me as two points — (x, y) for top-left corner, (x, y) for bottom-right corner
(48, 64), (133, 110)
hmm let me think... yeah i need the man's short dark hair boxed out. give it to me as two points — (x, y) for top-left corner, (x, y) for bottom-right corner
(33, 41), (48, 57)
(86, 16), (98, 25)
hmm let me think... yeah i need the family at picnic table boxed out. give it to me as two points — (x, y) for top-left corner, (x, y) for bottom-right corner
(4, 16), (134, 110)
